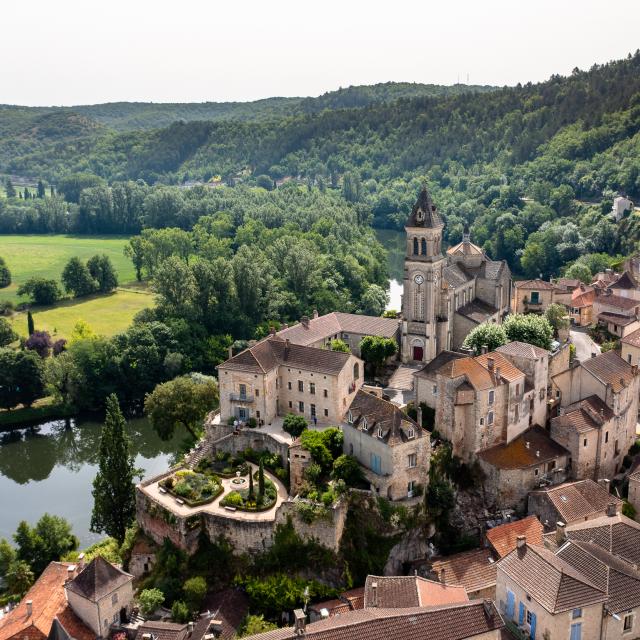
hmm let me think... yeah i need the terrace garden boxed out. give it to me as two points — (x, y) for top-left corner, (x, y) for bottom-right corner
(160, 469), (223, 507)
(220, 462), (278, 512)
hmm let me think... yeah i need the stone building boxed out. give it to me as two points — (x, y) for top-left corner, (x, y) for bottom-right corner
(477, 425), (569, 510)
(64, 556), (134, 639)
(551, 350), (640, 478)
(621, 326), (640, 365)
(628, 467), (640, 517)
(217, 334), (363, 426)
(400, 188), (511, 363)
(570, 286), (596, 326)
(276, 311), (400, 357)
(512, 278), (556, 315)
(496, 537), (607, 640)
(527, 479), (623, 529)
(341, 389), (430, 500)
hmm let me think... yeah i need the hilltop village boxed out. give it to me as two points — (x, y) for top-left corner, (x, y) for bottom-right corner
(4, 188), (640, 640)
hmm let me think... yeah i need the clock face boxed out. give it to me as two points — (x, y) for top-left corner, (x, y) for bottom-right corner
(414, 274), (424, 285)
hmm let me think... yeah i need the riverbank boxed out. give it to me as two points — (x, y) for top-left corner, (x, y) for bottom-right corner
(0, 397), (73, 430)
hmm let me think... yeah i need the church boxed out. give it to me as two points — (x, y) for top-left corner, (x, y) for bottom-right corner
(400, 187), (511, 363)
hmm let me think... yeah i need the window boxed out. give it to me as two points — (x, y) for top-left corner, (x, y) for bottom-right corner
(112, 593), (118, 606)
(515, 404), (519, 421)
(628, 354), (632, 363)
(310, 382), (316, 395)
(255, 389), (259, 397)
(605, 431), (609, 443)
(324, 408), (329, 417)
(407, 426), (415, 439)
(488, 390), (495, 405)
(432, 385), (437, 395)
(534, 468), (539, 476)
(324, 389), (328, 398)
(530, 291), (540, 304)
(480, 417), (484, 426)
(407, 480), (415, 496)
(348, 410), (353, 424)
(505, 590), (515, 619)
(515, 383), (520, 395)
(353, 363), (359, 379)
(570, 622), (582, 640)
(624, 614), (633, 632)
(583, 438), (588, 447)
(487, 411), (494, 425)
(239, 384), (247, 398)
(572, 608), (582, 619)
(421, 238), (427, 255)
(298, 380), (304, 392)
(298, 401), (304, 413)
(288, 401), (292, 408)
(310, 404), (316, 416)
(256, 411), (261, 419)
(413, 237), (419, 255)
(408, 453), (417, 468)
(377, 427), (383, 438)
(238, 408), (247, 420)
(288, 381), (292, 390)
(362, 417), (368, 430)
(370, 453), (382, 474)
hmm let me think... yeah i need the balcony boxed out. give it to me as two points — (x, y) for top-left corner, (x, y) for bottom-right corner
(229, 393), (254, 403)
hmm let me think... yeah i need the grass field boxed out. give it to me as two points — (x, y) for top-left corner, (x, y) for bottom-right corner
(0, 235), (136, 303)
(10, 288), (153, 339)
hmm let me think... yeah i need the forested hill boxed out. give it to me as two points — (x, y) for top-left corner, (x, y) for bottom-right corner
(0, 82), (494, 131)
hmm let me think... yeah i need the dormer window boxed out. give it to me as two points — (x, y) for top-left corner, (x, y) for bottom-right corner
(362, 417), (368, 431)
(408, 427), (415, 439)
(348, 410), (353, 424)
(377, 427), (384, 438)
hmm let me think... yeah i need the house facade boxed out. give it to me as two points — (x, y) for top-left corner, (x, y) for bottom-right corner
(342, 389), (430, 500)
(217, 335), (363, 426)
(513, 279), (556, 315)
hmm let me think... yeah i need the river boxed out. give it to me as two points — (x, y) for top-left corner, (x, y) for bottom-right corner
(376, 228), (405, 311)
(0, 418), (186, 547)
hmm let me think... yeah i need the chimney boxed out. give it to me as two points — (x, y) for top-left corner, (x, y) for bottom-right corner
(67, 565), (76, 581)
(495, 366), (501, 382)
(187, 622), (194, 636)
(371, 581), (378, 607)
(487, 356), (494, 371)
(439, 568), (446, 584)
(313, 309), (319, 319)
(535, 450), (540, 458)
(284, 338), (290, 359)
(598, 478), (610, 492)
(607, 502), (618, 517)
(482, 599), (493, 619)
(228, 345), (233, 360)
(481, 344), (489, 355)
(301, 315), (310, 328)
(77, 553), (85, 569)
(516, 535), (526, 555)
(293, 609), (306, 635)
(556, 522), (567, 545)
(26, 600), (33, 617)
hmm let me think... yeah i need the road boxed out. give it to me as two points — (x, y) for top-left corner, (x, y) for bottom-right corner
(570, 327), (601, 362)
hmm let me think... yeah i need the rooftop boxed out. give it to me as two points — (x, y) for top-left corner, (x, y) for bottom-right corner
(595, 292), (639, 310)
(218, 335), (352, 376)
(530, 479), (622, 524)
(0, 562), (93, 640)
(456, 299), (499, 324)
(495, 341), (549, 360)
(515, 278), (555, 291)
(610, 270), (638, 291)
(580, 349), (636, 393)
(276, 312), (400, 347)
(308, 588), (365, 618)
(571, 288), (596, 308)
(621, 326), (640, 347)
(414, 350), (467, 380)
(406, 187), (443, 229)
(243, 601), (504, 640)
(497, 543), (607, 614)
(551, 395), (614, 434)
(477, 425), (569, 470)
(446, 240), (484, 257)
(430, 548), (497, 595)
(597, 311), (637, 326)
(363, 575), (469, 609)
(134, 621), (189, 640)
(486, 516), (544, 558)
(554, 278), (581, 291)
(346, 390), (423, 446)
(65, 556), (132, 602)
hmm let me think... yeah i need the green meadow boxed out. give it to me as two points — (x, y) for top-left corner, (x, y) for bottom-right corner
(0, 235), (136, 303)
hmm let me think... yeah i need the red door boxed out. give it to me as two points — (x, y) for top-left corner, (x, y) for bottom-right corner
(413, 346), (424, 361)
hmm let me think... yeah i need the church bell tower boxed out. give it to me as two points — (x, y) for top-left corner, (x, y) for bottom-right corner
(401, 187), (445, 363)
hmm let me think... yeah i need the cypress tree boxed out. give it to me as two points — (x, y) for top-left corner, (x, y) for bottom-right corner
(258, 459), (265, 500)
(90, 394), (137, 543)
(248, 466), (255, 501)
(27, 311), (34, 336)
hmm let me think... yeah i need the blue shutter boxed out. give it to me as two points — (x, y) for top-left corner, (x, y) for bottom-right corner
(529, 612), (537, 639)
(518, 602), (525, 625)
(570, 623), (581, 640)
(506, 591), (515, 619)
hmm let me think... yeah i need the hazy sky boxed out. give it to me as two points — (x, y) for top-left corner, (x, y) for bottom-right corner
(2, 0), (639, 106)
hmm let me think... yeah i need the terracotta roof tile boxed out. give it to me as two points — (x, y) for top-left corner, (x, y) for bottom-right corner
(135, 621), (189, 640)
(610, 271), (638, 290)
(243, 601), (504, 640)
(309, 588), (365, 618)
(363, 575), (468, 608)
(621, 326), (640, 347)
(571, 288), (596, 307)
(486, 516), (544, 558)
(551, 395), (614, 434)
(581, 350), (635, 393)
(446, 241), (484, 257)
(554, 278), (581, 291)
(594, 292), (639, 310)
(530, 479), (622, 524)
(197, 589), (249, 640)
(414, 351), (466, 380)
(477, 425), (568, 470)
(0, 562), (93, 640)
(497, 544), (607, 614)
(515, 279), (555, 291)
(475, 352), (525, 383)
(430, 548), (497, 594)
(496, 341), (549, 359)
(597, 312), (637, 326)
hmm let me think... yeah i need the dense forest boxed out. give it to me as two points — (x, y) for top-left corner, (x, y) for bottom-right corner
(2, 53), (640, 279)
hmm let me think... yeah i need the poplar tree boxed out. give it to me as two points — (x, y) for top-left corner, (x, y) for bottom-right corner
(90, 394), (137, 543)
(258, 459), (265, 501)
(27, 311), (34, 336)
(248, 467), (255, 501)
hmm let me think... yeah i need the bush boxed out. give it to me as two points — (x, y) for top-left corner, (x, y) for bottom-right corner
(222, 491), (243, 507)
(172, 599), (191, 623)
(332, 454), (365, 486)
(183, 576), (207, 613)
(25, 331), (53, 358)
(247, 417), (257, 428)
(623, 500), (637, 519)
(138, 588), (165, 616)
(17, 277), (60, 306)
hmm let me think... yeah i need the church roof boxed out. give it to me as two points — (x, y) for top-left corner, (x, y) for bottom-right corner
(406, 187), (443, 229)
(446, 240), (484, 257)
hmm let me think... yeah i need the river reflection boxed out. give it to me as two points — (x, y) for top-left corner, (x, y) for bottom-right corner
(376, 228), (405, 310)
(0, 418), (186, 546)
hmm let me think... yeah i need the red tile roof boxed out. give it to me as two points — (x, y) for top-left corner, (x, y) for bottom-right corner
(363, 575), (468, 609)
(430, 548), (497, 595)
(486, 516), (544, 558)
(621, 326), (640, 347)
(0, 562), (93, 640)
(515, 279), (555, 291)
(496, 341), (549, 360)
(581, 350), (636, 393)
(551, 395), (614, 434)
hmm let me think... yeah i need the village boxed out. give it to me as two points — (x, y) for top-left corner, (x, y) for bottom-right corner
(2, 188), (640, 640)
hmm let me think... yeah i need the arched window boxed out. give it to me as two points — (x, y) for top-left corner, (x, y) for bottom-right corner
(353, 362), (360, 380)
(347, 410), (353, 424)
(421, 238), (427, 255)
(413, 237), (419, 255)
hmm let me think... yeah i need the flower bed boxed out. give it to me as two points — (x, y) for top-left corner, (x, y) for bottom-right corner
(199, 452), (250, 479)
(220, 475), (278, 512)
(160, 469), (223, 507)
